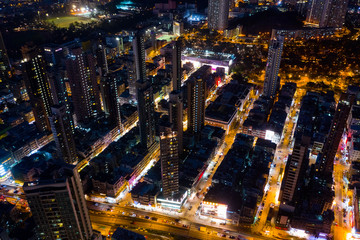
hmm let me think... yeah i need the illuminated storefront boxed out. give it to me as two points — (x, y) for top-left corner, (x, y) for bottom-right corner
(200, 201), (228, 220)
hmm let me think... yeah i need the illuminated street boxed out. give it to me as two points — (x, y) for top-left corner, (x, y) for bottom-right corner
(88, 202), (267, 240)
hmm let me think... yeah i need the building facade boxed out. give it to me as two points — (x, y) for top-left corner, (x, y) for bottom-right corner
(279, 143), (308, 205)
(318, 93), (354, 175)
(0, 32), (11, 85)
(172, 39), (182, 91)
(66, 47), (100, 123)
(133, 33), (147, 82)
(50, 105), (78, 164)
(136, 80), (156, 149)
(306, 0), (349, 28)
(23, 52), (53, 132)
(187, 76), (206, 135)
(169, 91), (183, 155)
(160, 125), (179, 198)
(100, 74), (122, 130)
(263, 32), (285, 98)
(208, 0), (230, 31)
(23, 165), (93, 240)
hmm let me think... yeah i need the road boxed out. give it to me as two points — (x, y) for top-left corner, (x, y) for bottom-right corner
(178, 84), (256, 226)
(252, 88), (305, 239)
(333, 133), (352, 240)
(89, 202), (265, 240)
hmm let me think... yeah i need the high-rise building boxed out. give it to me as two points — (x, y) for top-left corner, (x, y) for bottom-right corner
(48, 67), (69, 108)
(66, 47), (100, 123)
(160, 124), (179, 198)
(172, 39), (182, 91)
(318, 93), (354, 175)
(43, 45), (74, 133)
(96, 43), (108, 76)
(42, 45), (68, 106)
(151, 30), (157, 51)
(23, 164), (93, 240)
(208, 0), (230, 31)
(279, 142), (309, 205)
(263, 32), (285, 98)
(123, 57), (137, 96)
(187, 76), (206, 135)
(306, 0), (349, 28)
(0, 32), (11, 85)
(136, 80), (156, 149)
(43, 44), (64, 67)
(169, 91), (183, 154)
(133, 33), (147, 82)
(173, 21), (184, 36)
(23, 52), (53, 132)
(85, 50), (101, 114)
(296, 0), (309, 17)
(327, 0), (349, 28)
(100, 74), (122, 130)
(50, 105), (78, 164)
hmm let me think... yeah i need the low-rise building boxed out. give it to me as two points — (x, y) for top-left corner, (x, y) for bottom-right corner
(206, 82), (253, 133)
(204, 133), (275, 224)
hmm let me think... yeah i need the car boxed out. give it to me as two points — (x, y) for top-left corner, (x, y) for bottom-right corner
(220, 222), (226, 225)
(229, 236), (236, 239)
(130, 221), (135, 224)
(182, 224), (188, 228)
(151, 217), (158, 221)
(14, 190), (18, 194)
(222, 234), (226, 237)
(145, 216), (150, 219)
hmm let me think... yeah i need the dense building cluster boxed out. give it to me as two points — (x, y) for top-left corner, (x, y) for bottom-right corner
(0, 0), (358, 239)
